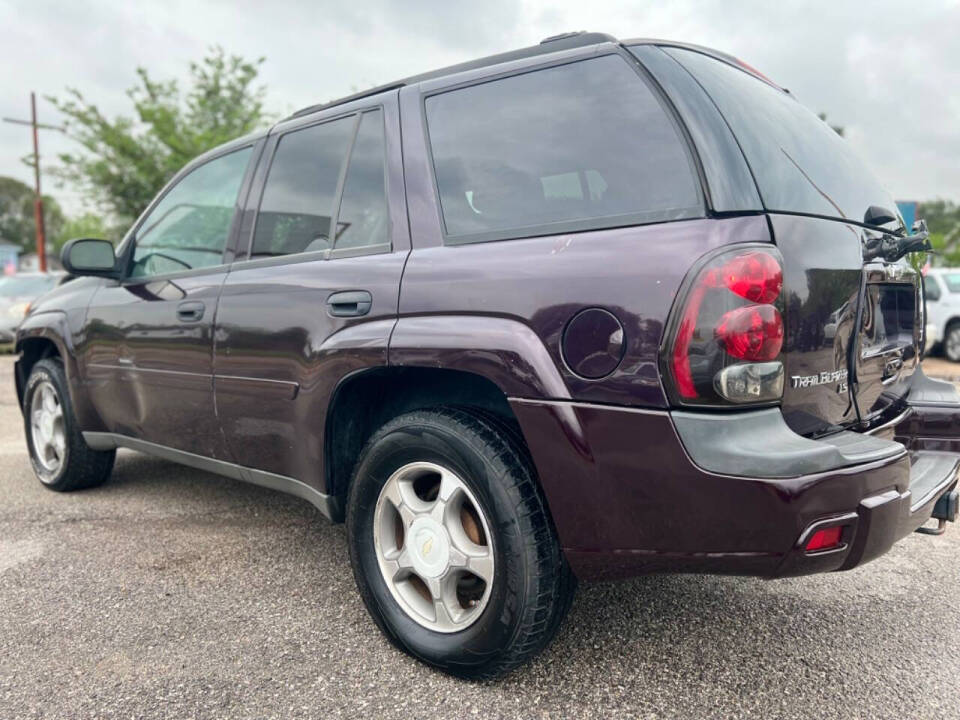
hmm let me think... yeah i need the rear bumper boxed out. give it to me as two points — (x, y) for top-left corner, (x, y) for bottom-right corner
(510, 376), (960, 582)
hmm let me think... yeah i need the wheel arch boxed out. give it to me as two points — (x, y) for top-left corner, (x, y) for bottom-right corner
(15, 314), (72, 410)
(324, 366), (530, 517)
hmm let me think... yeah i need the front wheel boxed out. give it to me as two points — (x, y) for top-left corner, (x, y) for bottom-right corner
(23, 358), (115, 491)
(346, 408), (575, 679)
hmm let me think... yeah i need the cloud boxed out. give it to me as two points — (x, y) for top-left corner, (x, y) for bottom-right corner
(1, 0), (958, 217)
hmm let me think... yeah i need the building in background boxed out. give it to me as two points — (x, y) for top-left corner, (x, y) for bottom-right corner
(897, 201), (917, 230)
(18, 252), (61, 272)
(0, 243), (19, 275)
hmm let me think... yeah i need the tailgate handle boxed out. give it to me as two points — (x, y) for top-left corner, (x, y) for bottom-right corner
(327, 290), (372, 317)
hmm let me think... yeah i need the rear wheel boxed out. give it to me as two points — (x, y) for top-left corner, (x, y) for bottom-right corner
(945, 322), (960, 363)
(23, 358), (115, 491)
(346, 407), (575, 679)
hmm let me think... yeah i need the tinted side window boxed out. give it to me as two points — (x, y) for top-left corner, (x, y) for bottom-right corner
(945, 274), (960, 294)
(252, 117), (354, 258)
(335, 110), (389, 251)
(665, 47), (899, 225)
(425, 54), (702, 241)
(131, 146), (251, 278)
(924, 276), (942, 301)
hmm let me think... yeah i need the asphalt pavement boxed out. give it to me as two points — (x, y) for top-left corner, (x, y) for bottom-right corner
(1, 355), (959, 719)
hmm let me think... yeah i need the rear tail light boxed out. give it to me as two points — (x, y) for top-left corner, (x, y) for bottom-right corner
(715, 305), (784, 361)
(665, 245), (786, 406)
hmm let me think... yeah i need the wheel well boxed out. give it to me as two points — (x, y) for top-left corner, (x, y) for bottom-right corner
(15, 337), (61, 406)
(325, 367), (525, 516)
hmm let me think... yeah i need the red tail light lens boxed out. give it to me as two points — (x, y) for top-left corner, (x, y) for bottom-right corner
(720, 252), (783, 304)
(715, 305), (784, 361)
(666, 246), (786, 405)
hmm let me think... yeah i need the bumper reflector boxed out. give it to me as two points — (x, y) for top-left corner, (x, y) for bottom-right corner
(805, 526), (843, 552)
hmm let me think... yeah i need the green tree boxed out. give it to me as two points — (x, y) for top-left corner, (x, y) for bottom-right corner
(54, 213), (112, 253)
(917, 200), (960, 265)
(0, 176), (65, 252)
(48, 47), (269, 226)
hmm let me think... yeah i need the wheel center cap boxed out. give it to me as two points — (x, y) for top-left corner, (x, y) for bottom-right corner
(41, 414), (53, 438)
(408, 517), (450, 578)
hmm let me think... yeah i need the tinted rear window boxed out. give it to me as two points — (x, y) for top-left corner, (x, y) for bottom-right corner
(252, 117), (354, 258)
(666, 47), (899, 226)
(425, 54), (702, 242)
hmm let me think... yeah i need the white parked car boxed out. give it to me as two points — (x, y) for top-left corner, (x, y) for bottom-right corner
(924, 268), (960, 362)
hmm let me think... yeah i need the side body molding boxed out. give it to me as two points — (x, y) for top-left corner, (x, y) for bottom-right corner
(388, 315), (571, 400)
(83, 432), (338, 519)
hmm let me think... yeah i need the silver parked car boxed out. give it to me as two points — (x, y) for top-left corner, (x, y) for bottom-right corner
(0, 273), (69, 343)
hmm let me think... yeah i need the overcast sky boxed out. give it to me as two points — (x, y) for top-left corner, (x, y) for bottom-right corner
(2, 0), (958, 215)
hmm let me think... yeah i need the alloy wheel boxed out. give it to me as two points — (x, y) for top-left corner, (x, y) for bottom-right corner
(372, 461), (495, 633)
(30, 380), (66, 476)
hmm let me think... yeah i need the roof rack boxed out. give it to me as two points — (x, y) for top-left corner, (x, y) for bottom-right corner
(288, 31), (618, 119)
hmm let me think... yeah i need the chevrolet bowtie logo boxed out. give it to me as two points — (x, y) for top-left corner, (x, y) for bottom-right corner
(422, 537), (434, 557)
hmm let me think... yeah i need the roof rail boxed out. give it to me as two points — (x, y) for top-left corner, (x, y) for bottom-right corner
(287, 32), (618, 120)
(289, 82), (406, 119)
(541, 30), (598, 44)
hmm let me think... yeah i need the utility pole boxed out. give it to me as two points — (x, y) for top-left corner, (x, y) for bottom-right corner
(3, 92), (65, 272)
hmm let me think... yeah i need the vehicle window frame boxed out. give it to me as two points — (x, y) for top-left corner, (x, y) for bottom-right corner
(232, 104), (393, 272)
(943, 273), (960, 294)
(419, 47), (707, 246)
(328, 108), (392, 260)
(116, 141), (261, 286)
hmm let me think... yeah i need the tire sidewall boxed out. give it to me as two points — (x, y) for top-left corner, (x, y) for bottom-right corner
(947, 327), (960, 362)
(23, 361), (71, 487)
(348, 418), (529, 672)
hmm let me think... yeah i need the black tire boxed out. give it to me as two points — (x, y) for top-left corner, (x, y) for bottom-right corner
(346, 407), (575, 679)
(945, 322), (960, 363)
(23, 358), (115, 491)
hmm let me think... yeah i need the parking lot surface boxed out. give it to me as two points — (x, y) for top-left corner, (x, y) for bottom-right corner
(1, 355), (959, 719)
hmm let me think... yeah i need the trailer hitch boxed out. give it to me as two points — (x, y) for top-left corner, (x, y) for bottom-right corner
(916, 489), (958, 536)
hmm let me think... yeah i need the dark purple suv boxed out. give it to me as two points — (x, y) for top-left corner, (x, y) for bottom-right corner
(16, 32), (960, 678)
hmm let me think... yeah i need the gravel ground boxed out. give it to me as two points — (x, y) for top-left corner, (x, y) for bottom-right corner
(1, 356), (959, 719)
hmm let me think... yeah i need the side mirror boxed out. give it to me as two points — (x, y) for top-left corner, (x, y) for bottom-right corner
(863, 205), (898, 228)
(61, 238), (118, 278)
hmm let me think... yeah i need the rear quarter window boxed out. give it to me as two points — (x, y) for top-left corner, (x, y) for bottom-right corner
(664, 47), (899, 225)
(424, 54), (703, 243)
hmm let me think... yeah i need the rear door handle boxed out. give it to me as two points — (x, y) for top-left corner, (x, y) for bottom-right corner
(327, 290), (372, 317)
(177, 301), (205, 323)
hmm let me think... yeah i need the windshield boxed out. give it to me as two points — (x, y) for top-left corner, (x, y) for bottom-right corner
(662, 47), (901, 227)
(0, 275), (60, 298)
